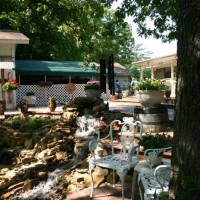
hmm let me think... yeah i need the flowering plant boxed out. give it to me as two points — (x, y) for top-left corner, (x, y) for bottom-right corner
(1, 80), (20, 91)
(38, 81), (53, 86)
(84, 80), (101, 90)
(134, 79), (165, 91)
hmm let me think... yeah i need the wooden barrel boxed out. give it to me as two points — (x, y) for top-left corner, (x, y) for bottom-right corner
(133, 107), (169, 132)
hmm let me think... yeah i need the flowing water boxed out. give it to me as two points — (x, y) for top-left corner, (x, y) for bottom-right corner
(15, 114), (99, 200)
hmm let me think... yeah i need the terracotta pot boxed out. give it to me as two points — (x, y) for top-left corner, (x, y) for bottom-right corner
(49, 106), (56, 112)
(112, 95), (118, 100)
(48, 100), (57, 112)
(165, 91), (171, 98)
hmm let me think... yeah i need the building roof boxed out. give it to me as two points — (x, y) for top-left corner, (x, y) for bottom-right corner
(0, 29), (29, 44)
(133, 54), (177, 69)
(16, 60), (100, 76)
(114, 62), (132, 76)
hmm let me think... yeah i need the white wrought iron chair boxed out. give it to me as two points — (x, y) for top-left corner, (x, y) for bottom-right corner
(132, 147), (172, 200)
(89, 117), (143, 200)
(138, 165), (171, 200)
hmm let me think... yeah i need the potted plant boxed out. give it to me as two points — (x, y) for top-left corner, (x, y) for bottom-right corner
(48, 96), (57, 112)
(164, 85), (171, 98)
(84, 80), (101, 98)
(122, 90), (129, 97)
(112, 93), (118, 100)
(134, 79), (165, 107)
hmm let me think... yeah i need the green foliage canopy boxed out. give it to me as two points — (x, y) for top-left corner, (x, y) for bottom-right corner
(0, 0), (135, 67)
(102, 0), (178, 42)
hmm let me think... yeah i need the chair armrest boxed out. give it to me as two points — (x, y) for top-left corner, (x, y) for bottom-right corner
(89, 140), (105, 160)
(128, 145), (139, 162)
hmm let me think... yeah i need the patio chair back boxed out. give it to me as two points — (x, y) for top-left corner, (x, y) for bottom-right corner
(88, 117), (143, 200)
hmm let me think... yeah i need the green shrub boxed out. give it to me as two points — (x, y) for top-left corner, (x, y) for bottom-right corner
(135, 79), (165, 91)
(10, 115), (56, 132)
(138, 133), (172, 150)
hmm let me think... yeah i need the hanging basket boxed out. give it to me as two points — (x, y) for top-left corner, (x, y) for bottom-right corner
(38, 83), (52, 87)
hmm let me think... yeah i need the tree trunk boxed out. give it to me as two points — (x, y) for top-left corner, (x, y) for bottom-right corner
(170, 1), (200, 198)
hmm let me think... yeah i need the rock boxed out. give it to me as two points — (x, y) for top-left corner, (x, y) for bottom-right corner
(67, 184), (77, 192)
(8, 181), (24, 190)
(24, 139), (33, 148)
(60, 127), (71, 134)
(37, 171), (48, 180)
(23, 179), (40, 191)
(21, 157), (37, 164)
(1, 186), (23, 199)
(20, 150), (35, 158)
(76, 177), (84, 182)
(40, 143), (47, 150)
(37, 149), (53, 159)
(63, 109), (78, 123)
(94, 166), (109, 176)
(73, 97), (94, 104)
(47, 141), (58, 148)
(37, 151), (46, 159)
(44, 155), (56, 164)
(56, 151), (67, 161)
(49, 140), (63, 148)
(106, 171), (118, 184)
(84, 173), (105, 188)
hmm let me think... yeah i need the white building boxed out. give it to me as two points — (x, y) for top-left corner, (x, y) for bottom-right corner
(133, 54), (177, 97)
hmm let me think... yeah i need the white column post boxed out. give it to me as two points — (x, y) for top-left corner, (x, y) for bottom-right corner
(151, 65), (154, 79)
(140, 66), (144, 80)
(171, 60), (175, 96)
(12, 44), (16, 109)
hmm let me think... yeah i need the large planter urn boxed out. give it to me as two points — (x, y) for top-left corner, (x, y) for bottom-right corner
(24, 94), (36, 106)
(135, 90), (164, 108)
(85, 89), (101, 98)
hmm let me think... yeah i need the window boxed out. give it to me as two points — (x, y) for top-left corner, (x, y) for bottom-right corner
(164, 68), (171, 78)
